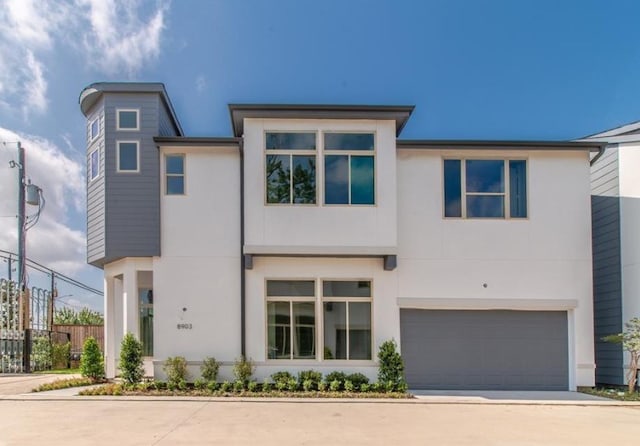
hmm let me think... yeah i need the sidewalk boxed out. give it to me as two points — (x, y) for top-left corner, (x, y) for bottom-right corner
(0, 373), (82, 397)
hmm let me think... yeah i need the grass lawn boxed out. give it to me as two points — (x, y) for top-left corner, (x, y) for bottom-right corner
(579, 387), (640, 401)
(34, 368), (80, 375)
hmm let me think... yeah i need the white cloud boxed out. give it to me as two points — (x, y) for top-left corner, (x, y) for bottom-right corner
(0, 0), (170, 116)
(0, 128), (86, 277)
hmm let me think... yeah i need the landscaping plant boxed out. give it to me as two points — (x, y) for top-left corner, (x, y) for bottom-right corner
(377, 339), (406, 391)
(604, 317), (640, 392)
(200, 356), (220, 383)
(119, 333), (144, 385)
(297, 370), (322, 390)
(232, 356), (255, 388)
(163, 356), (189, 389)
(80, 336), (104, 381)
(52, 341), (71, 369)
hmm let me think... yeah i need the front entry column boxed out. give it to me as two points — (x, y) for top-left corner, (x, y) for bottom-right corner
(122, 263), (139, 339)
(104, 276), (116, 379)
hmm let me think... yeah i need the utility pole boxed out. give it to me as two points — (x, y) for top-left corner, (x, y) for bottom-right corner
(17, 142), (25, 293)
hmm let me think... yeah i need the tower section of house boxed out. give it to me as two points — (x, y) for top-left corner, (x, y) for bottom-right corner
(586, 123), (640, 386)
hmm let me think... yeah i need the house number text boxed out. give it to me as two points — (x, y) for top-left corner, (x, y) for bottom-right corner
(177, 323), (193, 330)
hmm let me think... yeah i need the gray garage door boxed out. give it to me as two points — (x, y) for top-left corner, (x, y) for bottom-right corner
(400, 309), (568, 390)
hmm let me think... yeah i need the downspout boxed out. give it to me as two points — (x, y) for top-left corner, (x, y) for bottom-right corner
(239, 137), (246, 357)
(589, 145), (607, 166)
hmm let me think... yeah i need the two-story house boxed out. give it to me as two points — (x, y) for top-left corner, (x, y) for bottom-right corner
(79, 82), (600, 390)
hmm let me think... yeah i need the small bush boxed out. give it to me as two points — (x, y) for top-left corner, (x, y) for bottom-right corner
(346, 373), (369, 390)
(201, 357), (220, 383)
(262, 379), (273, 392)
(233, 380), (245, 392)
(233, 356), (254, 386)
(271, 371), (294, 385)
(377, 340), (406, 392)
(119, 333), (144, 385)
(302, 379), (314, 392)
(207, 381), (219, 392)
(324, 371), (347, 389)
(247, 381), (259, 392)
(194, 378), (207, 390)
(344, 380), (355, 392)
(52, 342), (71, 369)
(276, 380), (288, 391)
(80, 336), (104, 381)
(329, 379), (341, 392)
(286, 378), (298, 392)
(297, 370), (322, 390)
(164, 356), (189, 389)
(317, 381), (327, 392)
(220, 381), (232, 392)
(360, 383), (370, 393)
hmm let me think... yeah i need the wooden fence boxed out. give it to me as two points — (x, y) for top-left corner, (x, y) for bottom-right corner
(53, 324), (104, 354)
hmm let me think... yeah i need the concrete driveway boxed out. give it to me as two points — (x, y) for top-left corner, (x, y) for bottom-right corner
(0, 393), (639, 445)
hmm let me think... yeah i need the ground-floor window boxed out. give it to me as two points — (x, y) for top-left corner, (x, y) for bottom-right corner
(139, 288), (153, 356)
(266, 279), (372, 361)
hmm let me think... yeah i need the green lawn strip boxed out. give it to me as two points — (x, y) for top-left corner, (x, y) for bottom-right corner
(32, 377), (99, 392)
(79, 383), (412, 398)
(578, 386), (640, 401)
(34, 368), (81, 375)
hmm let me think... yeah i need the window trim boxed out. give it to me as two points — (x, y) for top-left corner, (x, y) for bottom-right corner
(89, 148), (100, 182)
(89, 117), (100, 142)
(116, 108), (140, 131)
(443, 157), (529, 220)
(116, 140), (140, 173)
(322, 131), (377, 206)
(264, 131), (318, 206)
(164, 153), (186, 195)
(264, 278), (374, 363)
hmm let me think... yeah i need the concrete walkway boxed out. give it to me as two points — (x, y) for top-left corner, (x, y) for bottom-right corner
(0, 373), (82, 396)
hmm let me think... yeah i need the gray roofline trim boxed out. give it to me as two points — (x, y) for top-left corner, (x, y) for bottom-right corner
(582, 120), (640, 139)
(154, 136), (241, 147)
(79, 82), (184, 136)
(228, 104), (415, 137)
(396, 139), (605, 152)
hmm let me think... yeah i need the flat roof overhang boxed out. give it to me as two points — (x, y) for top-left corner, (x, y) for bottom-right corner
(396, 139), (605, 152)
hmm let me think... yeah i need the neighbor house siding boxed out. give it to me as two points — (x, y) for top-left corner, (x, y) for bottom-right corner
(158, 101), (179, 136)
(102, 93), (162, 263)
(590, 146), (624, 385)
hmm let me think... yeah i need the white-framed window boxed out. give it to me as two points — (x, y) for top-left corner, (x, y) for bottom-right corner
(116, 109), (139, 131)
(265, 132), (317, 204)
(322, 280), (372, 360)
(266, 280), (316, 360)
(324, 133), (375, 205)
(117, 141), (139, 172)
(165, 154), (185, 195)
(265, 279), (372, 361)
(89, 148), (100, 182)
(444, 158), (527, 219)
(89, 117), (100, 142)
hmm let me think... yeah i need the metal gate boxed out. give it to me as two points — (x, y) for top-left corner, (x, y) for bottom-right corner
(0, 278), (61, 373)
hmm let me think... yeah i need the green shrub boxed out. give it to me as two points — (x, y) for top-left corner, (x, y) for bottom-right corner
(275, 380), (288, 391)
(200, 357), (220, 383)
(119, 333), (144, 385)
(297, 370), (322, 390)
(344, 380), (355, 392)
(233, 380), (245, 392)
(207, 381), (219, 392)
(262, 379), (273, 392)
(194, 378), (207, 390)
(80, 336), (104, 381)
(233, 356), (254, 386)
(329, 379), (341, 392)
(220, 381), (232, 392)
(247, 381), (259, 392)
(324, 371), (347, 389)
(271, 371), (294, 385)
(345, 373), (369, 390)
(286, 378), (298, 392)
(164, 356), (189, 388)
(31, 336), (52, 370)
(377, 340), (406, 392)
(360, 383), (370, 392)
(302, 379), (314, 392)
(52, 342), (71, 369)
(317, 381), (327, 392)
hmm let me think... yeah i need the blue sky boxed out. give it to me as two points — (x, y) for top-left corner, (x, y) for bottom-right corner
(0, 0), (639, 311)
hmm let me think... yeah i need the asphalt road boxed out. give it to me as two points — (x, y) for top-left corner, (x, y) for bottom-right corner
(0, 398), (638, 446)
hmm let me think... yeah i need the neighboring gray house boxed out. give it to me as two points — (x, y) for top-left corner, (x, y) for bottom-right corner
(587, 122), (640, 386)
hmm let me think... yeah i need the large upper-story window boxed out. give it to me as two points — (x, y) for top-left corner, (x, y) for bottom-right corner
(117, 109), (139, 131)
(444, 159), (527, 219)
(265, 132), (316, 204)
(324, 133), (375, 205)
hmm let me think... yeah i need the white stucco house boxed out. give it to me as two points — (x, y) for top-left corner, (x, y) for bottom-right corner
(79, 82), (600, 390)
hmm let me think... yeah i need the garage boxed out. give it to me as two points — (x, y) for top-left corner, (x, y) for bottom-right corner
(399, 309), (569, 390)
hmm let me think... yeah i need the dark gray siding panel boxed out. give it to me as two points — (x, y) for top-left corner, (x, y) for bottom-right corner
(86, 99), (106, 266)
(103, 93), (161, 262)
(400, 310), (569, 390)
(159, 101), (179, 136)
(590, 146), (623, 385)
